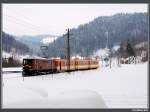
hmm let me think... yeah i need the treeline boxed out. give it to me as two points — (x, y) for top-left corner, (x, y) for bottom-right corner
(117, 39), (148, 63)
(2, 32), (30, 67)
(2, 57), (22, 67)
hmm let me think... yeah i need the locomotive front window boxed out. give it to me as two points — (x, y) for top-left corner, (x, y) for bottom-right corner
(23, 59), (33, 65)
(23, 60), (27, 65)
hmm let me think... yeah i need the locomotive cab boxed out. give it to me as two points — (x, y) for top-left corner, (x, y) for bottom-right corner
(22, 59), (34, 76)
(23, 59), (33, 66)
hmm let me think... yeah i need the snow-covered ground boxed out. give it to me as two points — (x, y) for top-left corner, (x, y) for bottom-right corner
(2, 61), (148, 108)
(2, 67), (22, 72)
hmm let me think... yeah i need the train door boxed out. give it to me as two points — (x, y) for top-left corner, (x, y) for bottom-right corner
(60, 61), (61, 71)
(51, 60), (53, 72)
(75, 60), (78, 70)
(88, 60), (90, 69)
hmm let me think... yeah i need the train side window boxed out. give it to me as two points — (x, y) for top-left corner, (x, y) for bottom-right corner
(57, 61), (59, 66)
(23, 59), (33, 65)
(48, 60), (51, 64)
(23, 60), (26, 65)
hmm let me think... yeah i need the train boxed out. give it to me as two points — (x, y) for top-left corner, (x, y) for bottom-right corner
(22, 58), (99, 76)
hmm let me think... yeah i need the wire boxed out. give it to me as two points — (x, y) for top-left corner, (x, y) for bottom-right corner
(5, 9), (43, 30)
(4, 9), (61, 37)
(4, 14), (43, 32)
(3, 13), (61, 36)
(3, 18), (39, 32)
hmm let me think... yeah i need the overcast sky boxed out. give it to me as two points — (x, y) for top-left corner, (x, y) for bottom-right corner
(2, 4), (148, 36)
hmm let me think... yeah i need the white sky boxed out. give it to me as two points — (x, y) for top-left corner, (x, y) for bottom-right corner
(2, 4), (148, 36)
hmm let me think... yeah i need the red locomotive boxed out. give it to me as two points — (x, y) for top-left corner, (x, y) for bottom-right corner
(22, 58), (99, 76)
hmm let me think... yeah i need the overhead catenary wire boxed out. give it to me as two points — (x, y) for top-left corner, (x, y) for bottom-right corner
(4, 9), (61, 37)
(5, 9), (44, 30)
(3, 13), (61, 36)
(3, 12), (71, 59)
(4, 19), (41, 33)
(4, 14), (43, 33)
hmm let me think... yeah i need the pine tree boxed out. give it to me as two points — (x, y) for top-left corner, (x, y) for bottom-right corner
(126, 40), (135, 57)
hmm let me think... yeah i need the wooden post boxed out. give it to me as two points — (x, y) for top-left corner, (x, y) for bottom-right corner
(110, 57), (111, 69)
(117, 56), (119, 67)
(101, 56), (103, 67)
(67, 28), (71, 72)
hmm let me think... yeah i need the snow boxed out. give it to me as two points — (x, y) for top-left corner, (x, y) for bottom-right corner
(134, 41), (148, 49)
(112, 45), (120, 51)
(72, 55), (83, 59)
(93, 45), (120, 58)
(2, 67), (22, 72)
(2, 61), (148, 108)
(94, 48), (111, 57)
(2, 51), (42, 62)
(2, 51), (12, 58)
(2, 67), (22, 79)
(41, 36), (58, 44)
(3, 89), (107, 108)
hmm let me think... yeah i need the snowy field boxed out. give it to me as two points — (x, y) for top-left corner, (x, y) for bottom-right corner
(2, 62), (148, 108)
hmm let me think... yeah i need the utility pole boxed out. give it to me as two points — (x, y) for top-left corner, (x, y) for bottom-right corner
(105, 31), (109, 49)
(62, 28), (72, 72)
(67, 28), (71, 72)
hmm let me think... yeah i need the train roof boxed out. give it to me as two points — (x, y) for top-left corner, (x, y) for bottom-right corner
(23, 58), (98, 62)
(52, 58), (98, 61)
(23, 58), (51, 60)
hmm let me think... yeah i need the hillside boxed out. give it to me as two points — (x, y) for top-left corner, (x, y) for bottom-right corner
(2, 32), (31, 67)
(15, 34), (58, 55)
(3, 13), (148, 58)
(47, 13), (148, 57)
(2, 32), (30, 55)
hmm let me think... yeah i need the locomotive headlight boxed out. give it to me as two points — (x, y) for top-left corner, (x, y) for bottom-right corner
(23, 65), (31, 69)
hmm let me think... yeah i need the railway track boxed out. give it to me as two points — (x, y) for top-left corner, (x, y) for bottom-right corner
(2, 71), (22, 74)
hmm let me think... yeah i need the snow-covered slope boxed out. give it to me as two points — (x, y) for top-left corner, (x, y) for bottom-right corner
(41, 36), (58, 44)
(2, 62), (148, 108)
